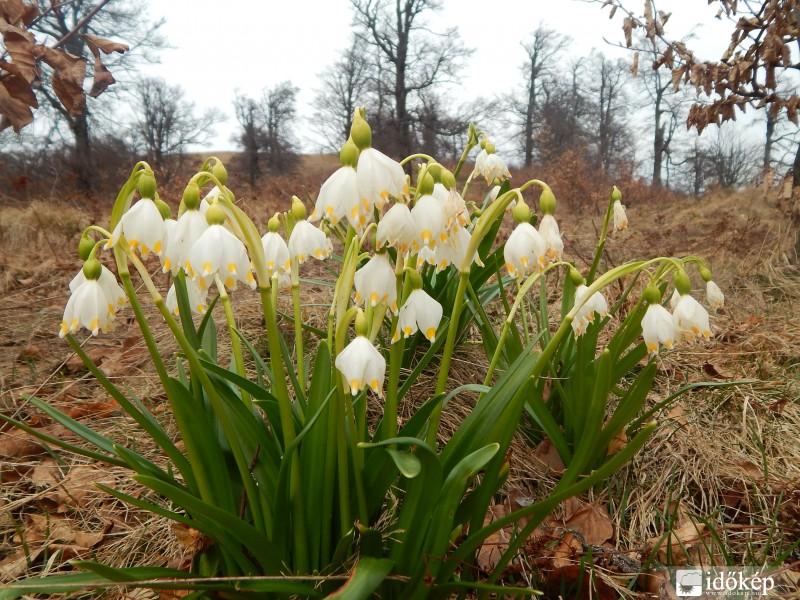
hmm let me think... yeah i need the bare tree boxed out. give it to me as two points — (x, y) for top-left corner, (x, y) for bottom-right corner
(16, 0), (165, 192)
(536, 59), (592, 164)
(133, 78), (220, 181)
(312, 36), (373, 151)
(588, 52), (632, 177)
(515, 24), (566, 167)
(350, 0), (471, 158)
(234, 82), (299, 186)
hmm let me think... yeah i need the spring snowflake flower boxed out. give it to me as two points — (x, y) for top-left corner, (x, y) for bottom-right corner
(261, 231), (291, 276)
(432, 184), (469, 236)
(706, 280), (725, 310)
(669, 289), (681, 311)
(393, 288), (443, 343)
(354, 253), (398, 313)
(571, 284), (609, 336)
(107, 197), (165, 257)
(641, 304), (675, 354)
(311, 166), (363, 229)
(411, 193), (447, 251)
(376, 202), (416, 253)
(166, 278), (209, 316)
(335, 335), (386, 397)
(357, 147), (408, 211)
(288, 220), (332, 264)
(68, 265), (126, 312)
(60, 262), (122, 337)
(538, 214), (564, 263)
(186, 224), (256, 291)
(673, 293), (712, 343)
(612, 200), (628, 231)
(504, 222), (547, 279)
(162, 208), (209, 275)
(473, 148), (511, 184)
(429, 226), (482, 273)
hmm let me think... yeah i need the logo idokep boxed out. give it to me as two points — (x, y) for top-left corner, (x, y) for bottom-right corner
(673, 568), (775, 597)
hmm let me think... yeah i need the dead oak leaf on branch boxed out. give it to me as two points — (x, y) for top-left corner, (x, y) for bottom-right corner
(84, 34), (128, 98)
(34, 46), (87, 116)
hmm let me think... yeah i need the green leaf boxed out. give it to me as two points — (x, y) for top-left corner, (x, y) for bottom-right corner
(386, 449), (421, 478)
(325, 557), (394, 600)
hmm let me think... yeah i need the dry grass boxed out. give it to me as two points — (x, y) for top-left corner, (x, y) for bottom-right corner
(1, 178), (799, 597)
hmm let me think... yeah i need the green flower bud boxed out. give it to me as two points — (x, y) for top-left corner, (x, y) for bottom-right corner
(291, 196), (307, 221)
(700, 267), (713, 282)
(539, 188), (557, 215)
(340, 137), (360, 167)
(441, 168), (456, 189)
(417, 172), (435, 196)
(611, 186), (622, 202)
(154, 194), (171, 220)
(350, 109), (372, 150)
(472, 206), (483, 218)
(268, 214), (281, 233)
(212, 161), (228, 186)
(468, 122), (478, 145)
(643, 284), (662, 305)
(485, 141), (496, 154)
(511, 200), (532, 224)
(569, 267), (584, 287)
(205, 203), (227, 226)
(674, 268), (692, 295)
(78, 234), (95, 261)
(138, 172), (157, 199)
(407, 268), (423, 290)
(82, 257), (102, 281)
(183, 182), (201, 211)
(354, 309), (368, 337)
(426, 163), (443, 183)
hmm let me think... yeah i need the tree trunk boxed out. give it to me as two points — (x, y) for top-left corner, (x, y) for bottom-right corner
(764, 112), (775, 173)
(792, 140), (800, 260)
(70, 112), (93, 194)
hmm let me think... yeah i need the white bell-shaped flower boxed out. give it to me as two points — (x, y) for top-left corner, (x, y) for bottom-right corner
(107, 197), (165, 258)
(311, 166), (362, 228)
(473, 149), (489, 179)
(485, 153), (511, 182)
(60, 261), (120, 338)
(669, 289), (681, 311)
(432, 184), (469, 236)
(261, 231), (291, 276)
(641, 304), (675, 354)
(393, 288), (443, 343)
(612, 200), (628, 231)
(186, 224), (256, 291)
(166, 278), (209, 316)
(354, 253), (398, 313)
(416, 245), (436, 270)
(673, 294), (712, 343)
(69, 265), (126, 312)
(411, 194), (447, 251)
(377, 202), (416, 253)
(357, 147), (408, 210)
(430, 226), (482, 273)
(538, 214), (564, 263)
(288, 220), (332, 264)
(162, 208), (209, 275)
(504, 222), (547, 279)
(571, 284), (609, 336)
(706, 280), (725, 310)
(335, 335), (386, 397)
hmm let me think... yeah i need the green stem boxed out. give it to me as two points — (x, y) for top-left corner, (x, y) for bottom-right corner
(428, 270), (469, 445)
(216, 277), (250, 406)
(291, 265), (305, 386)
(518, 279), (530, 344)
(586, 190), (617, 284)
(382, 252), (407, 441)
(400, 153), (435, 166)
(453, 136), (478, 181)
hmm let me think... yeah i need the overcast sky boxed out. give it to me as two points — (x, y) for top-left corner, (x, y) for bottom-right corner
(144, 0), (734, 152)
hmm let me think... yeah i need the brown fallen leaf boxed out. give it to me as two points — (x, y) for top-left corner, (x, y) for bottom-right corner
(564, 501), (614, 546)
(606, 430), (627, 456)
(65, 346), (112, 372)
(476, 502), (513, 573)
(702, 361), (734, 379)
(45, 465), (117, 512)
(0, 547), (45, 580)
(65, 399), (121, 420)
(532, 438), (565, 475)
(0, 431), (46, 459)
(29, 457), (63, 488)
(544, 563), (619, 600)
(649, 521), (707, 564)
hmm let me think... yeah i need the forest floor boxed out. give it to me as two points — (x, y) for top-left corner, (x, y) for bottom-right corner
(1, 166), (799, 598)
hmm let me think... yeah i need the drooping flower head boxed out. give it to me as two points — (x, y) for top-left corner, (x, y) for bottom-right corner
(162, 183), (209, 275)
(185, 204), (256, 291)
(335, 335), (386, 397)
(354, 253), (398, 313)
(393, 286), (443, 343)
(472, 139), (510, 184)
(377, 202), (416, 254)
(571, 284), (609, 336)
(261, 216), (291, 276)
(673, 294), (712, 343)
(504, 202), (546, 279)
(700, 267), (724, 310)
(166, 277), (209, 316)
(311, 138), (366, 230)
(107, 172), (165, 258)
(69, 264), (126, 313)
(640, 286), (675, 354)
(288, 219), (333, 265)
(60, 259), (122, 337)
